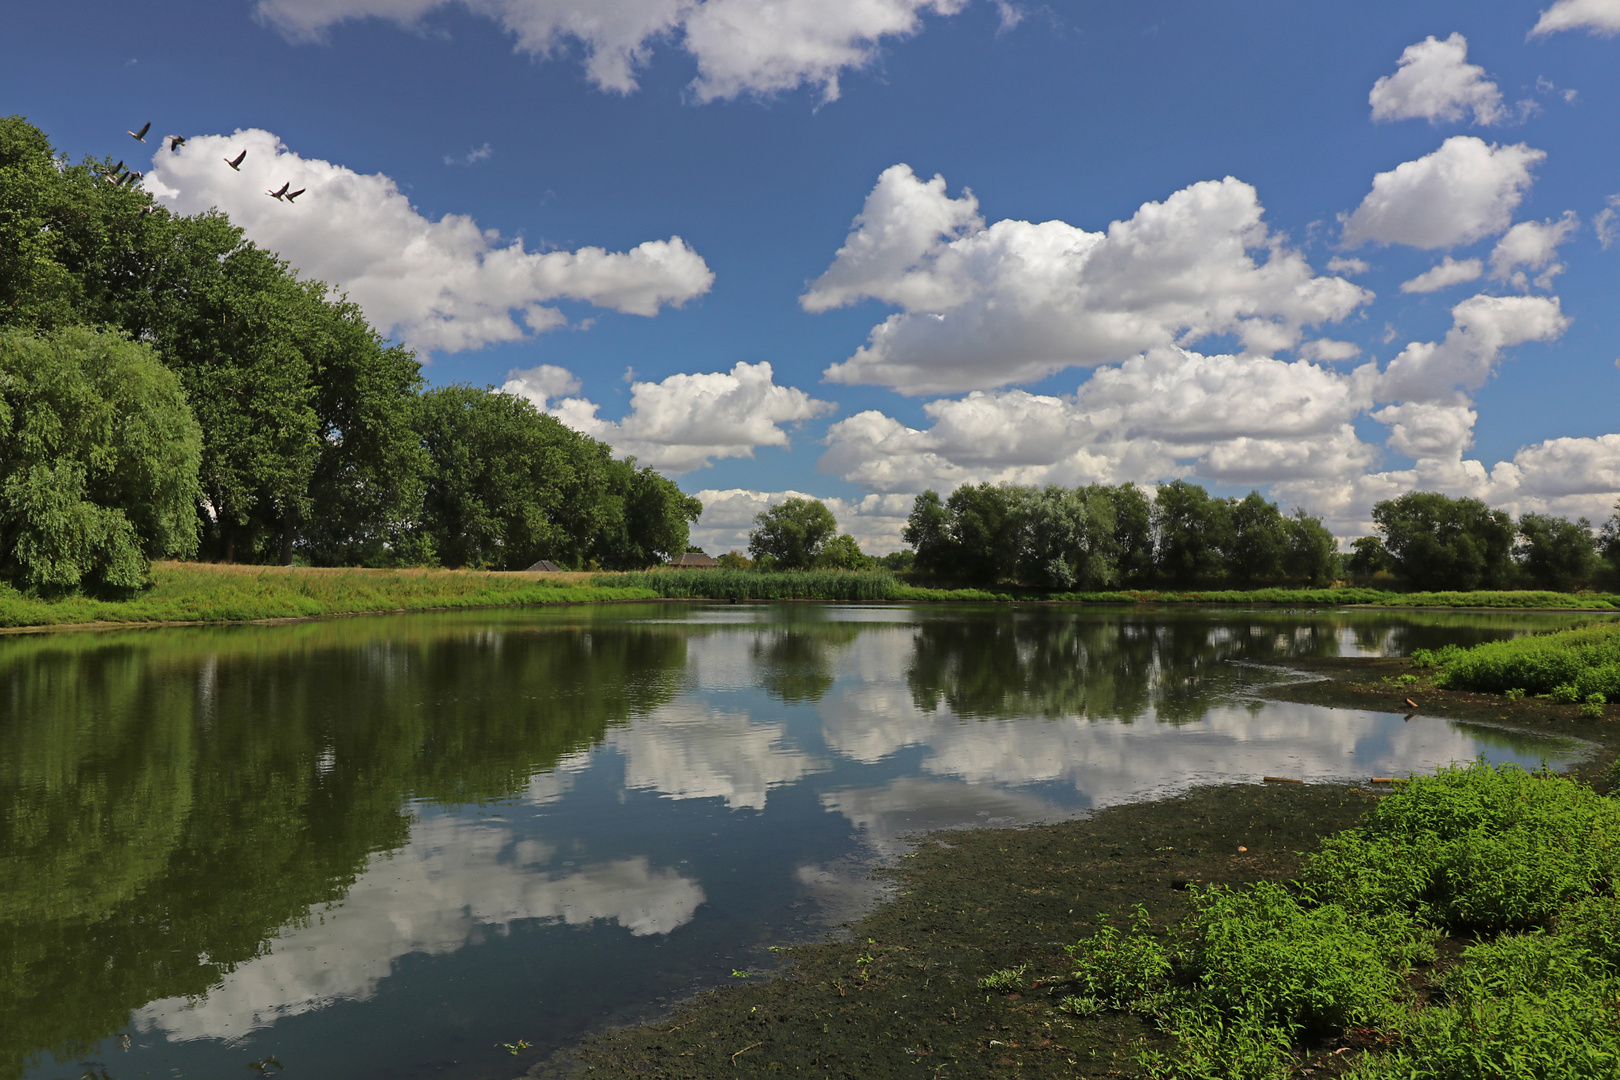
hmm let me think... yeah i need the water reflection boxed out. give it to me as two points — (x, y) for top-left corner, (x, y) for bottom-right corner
(1, 604), (1598, 1080)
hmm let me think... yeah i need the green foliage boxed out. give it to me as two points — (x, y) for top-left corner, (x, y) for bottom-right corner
(1305, 762), (1620, 933)
(815, 533), (873, 571)
(0, 327), (201, 588)
(748, 497), (839, 570)
(1055, 764), (1620, 1078)
(1153, 480), (1235, 588)
(977, 964), (1029, 992)
(1064, 906), (1172, 1012)
(1427, 621), (1620, 698)
(1373, 491), (1516, 592)
(1348, 535), (1393, 578)
(1518, 512), (1598, 591)
(0, 562), (656, 628)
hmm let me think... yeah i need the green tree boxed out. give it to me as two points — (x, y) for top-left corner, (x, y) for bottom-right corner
(0, 327), (201, 588)
(1153, 480), (1234, 588)
(592, 460), (703, 570)
(1100, 483), (1155, 586)
(815, 533), (871, 570)
(1347, 536), (1392, 579)
(1227, 491), (1288, 587)
(903, 490), (952, 575)
(943, 483), (1027, 584)
(1282, 510), (1340, 586)
(0, 117), (425, 567)
(1372, 491), (1515, 591)
(1516, 512), (1596, 591)
(415, 385), (617, 569)
(748, 497), (838, 570)
(1017, 485), (1120, 590)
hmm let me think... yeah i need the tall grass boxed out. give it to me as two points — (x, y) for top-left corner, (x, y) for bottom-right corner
(1051, 762), (1620, 1079)
(1420, 621), (1620, 698)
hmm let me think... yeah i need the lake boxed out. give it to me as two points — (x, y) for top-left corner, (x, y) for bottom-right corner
(0, 603), (1599, 1080)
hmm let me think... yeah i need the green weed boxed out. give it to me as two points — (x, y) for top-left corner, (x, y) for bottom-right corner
(977, 964), (1029, 993)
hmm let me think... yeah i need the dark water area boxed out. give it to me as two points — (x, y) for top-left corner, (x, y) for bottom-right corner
(0, 604), (1599, 1080)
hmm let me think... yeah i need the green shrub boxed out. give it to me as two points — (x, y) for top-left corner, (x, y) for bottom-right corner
(1304, 762), (1620, 933)
(1430, 622), (1620, 696)
(1064, 906), (1172, 1012)
(1183, 882), (1418, 1036)
(1552, 683), (1582, 704)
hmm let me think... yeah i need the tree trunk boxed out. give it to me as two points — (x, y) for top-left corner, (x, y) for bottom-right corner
(223, 528), (234, 564)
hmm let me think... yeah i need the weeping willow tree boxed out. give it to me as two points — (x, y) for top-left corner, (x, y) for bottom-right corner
(0, 326), (202, 589)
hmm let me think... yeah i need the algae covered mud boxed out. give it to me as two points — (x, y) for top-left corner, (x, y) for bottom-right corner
(0, 605), (1600, 1080)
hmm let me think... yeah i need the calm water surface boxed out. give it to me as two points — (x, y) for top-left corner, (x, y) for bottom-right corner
(1, 604), (1601, 1080)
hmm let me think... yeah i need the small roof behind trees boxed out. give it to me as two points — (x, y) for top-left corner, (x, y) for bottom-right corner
(670, 552), (718, 568)
(525, 559), (565, 572)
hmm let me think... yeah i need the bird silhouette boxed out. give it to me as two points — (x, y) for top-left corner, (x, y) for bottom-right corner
(284, 188), (306, 203)
(122, 171), (143, 187)
(110, 159), (124, 173)
(128, 122), (150, 142)
(225, 149), (247, 171)
(166, 135), (186, 152)
(267, 182), (290, 200)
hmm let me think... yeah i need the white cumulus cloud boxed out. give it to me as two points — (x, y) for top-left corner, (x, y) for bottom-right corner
(806, 165), (1370, 395)
(1340, 137), (1545, 250)
(502, 360), (833, 473)
(1369, 33), (1504, 126)
(1489, 211), (1579, 289)
(1400, 256), (1484, 294)
(253, 0), (967, 102)
(1530, 0), (1620, 37)
(144, 130), (713, 354)
(818, 347), (1382, 495)
(1376, 293), (1569, 403)
(687, 488), (913, 553)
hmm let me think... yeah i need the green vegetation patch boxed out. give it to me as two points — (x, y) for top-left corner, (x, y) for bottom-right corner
(1421, 620), (1620, 700)
(0, 562), (655, 628)
(1049, 762), (1620, 1078)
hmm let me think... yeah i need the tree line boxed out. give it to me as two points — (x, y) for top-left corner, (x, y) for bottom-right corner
(0, 116), (700, 589)
(887, 480), (1620, 592)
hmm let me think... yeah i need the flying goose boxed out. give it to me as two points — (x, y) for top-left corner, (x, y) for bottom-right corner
(284, 188), (305, 203)
(166, 135), (186, 152)
(128, 121), (150, 142)
(267, 182), (290, 200)
(224, 149), (246, 170)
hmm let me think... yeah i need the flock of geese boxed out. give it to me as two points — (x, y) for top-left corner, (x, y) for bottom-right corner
(102, 122), (305, 203)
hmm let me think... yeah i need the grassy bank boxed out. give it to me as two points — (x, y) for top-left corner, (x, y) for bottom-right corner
(3, 563), (1618, 631)
(0, 562), (658, 629)
(1419, 620), (1620, 704)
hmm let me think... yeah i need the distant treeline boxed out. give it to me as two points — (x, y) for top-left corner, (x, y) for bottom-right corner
(0, 116), (700, 589)
(897, 482), (1620, 593)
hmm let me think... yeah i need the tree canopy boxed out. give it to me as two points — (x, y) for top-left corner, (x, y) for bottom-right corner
(749, 498), (838, 570)
(0, 326), (201, 588)
(0, 115), (704, 582)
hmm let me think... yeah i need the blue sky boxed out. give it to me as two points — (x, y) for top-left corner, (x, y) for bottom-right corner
(5, 0), (1618, 551)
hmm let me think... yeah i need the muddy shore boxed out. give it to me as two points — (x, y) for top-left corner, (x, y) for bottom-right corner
(529, 656), (1618, 1080)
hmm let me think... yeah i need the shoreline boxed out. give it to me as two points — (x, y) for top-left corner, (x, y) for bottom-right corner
(1, 560), (1617, 637)
(524, 660), (1620, 1080)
